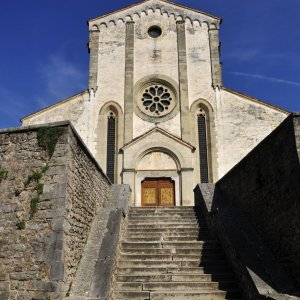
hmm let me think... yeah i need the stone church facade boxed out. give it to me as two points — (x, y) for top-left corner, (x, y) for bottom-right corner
(22, 0), (288, 206)
(1, 1), (300, 299)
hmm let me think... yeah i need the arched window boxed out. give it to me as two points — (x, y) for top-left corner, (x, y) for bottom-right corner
(106, 111), (116, 183)
(96, 102), (123, 184)
(197, 110), (209, 183)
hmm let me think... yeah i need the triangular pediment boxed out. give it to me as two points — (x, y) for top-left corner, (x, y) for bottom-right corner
(121, 127), (195, 151)
(88, 0), (220, 30)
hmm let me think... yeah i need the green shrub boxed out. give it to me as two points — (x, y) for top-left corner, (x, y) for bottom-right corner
(30, 197), (40, 218)
(42, 164), (49, 174)
(35, 183), (44, 195)
(37, 127), (64, 157)
(16, 220), (26, 230)
(0, 165), (8, 184)
(24, 169), (43, 188)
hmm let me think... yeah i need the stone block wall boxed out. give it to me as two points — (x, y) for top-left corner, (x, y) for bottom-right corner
(216, 114), (300, 288)
(64, 127), (111, 288)
(0, 122), (111, 300)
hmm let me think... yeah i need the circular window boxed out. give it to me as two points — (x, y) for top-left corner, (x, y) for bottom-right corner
(148, 26), (162, 38)
(138, 83), (176, 118)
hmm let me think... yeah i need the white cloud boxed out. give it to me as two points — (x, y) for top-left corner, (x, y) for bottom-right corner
(35, 54), (86, 107)
(228, 71), (300, 88)
(223, 48), (262, 62)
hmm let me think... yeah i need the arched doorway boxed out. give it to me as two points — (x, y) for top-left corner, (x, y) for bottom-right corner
(135, 150), (181, 207)
(141, 177), (175, 207)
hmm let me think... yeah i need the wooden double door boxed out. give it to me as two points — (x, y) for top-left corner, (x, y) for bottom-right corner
(141, 178), (175, 207)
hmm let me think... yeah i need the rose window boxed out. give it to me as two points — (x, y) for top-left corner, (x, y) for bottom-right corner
(139, 84), (176, 117)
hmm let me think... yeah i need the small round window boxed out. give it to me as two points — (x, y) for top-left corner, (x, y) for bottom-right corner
(148, 26), (162, 38)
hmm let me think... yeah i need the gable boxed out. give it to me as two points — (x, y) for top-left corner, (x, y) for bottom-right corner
(88, 0), (221, 30)
(122, 127), (195, 151)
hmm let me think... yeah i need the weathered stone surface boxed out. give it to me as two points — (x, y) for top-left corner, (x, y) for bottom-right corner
(0, 123), (112, 299)
(194, 114), (300, 298)
(69, 185), (131, 300)
(20, 0), (288, 206)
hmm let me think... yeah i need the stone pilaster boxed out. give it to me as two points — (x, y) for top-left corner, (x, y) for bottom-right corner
(209, 28), (222, 88)
(88, 29), (100, 92)
(177, 21), (190, 143)
(124, 22), (135, 145)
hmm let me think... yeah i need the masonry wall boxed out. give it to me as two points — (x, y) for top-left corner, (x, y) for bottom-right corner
(215, 88), (288, 179)
(22, 91), (91, 146)
(64, 127), (111, 286)
(216, 114), (300, 288)
(0, 122), (111, 300)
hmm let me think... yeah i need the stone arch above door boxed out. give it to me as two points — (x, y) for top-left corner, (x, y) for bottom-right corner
(121, 128), (195, 206)
(135, 150), (180, 207)
(137, 151), (177, 171)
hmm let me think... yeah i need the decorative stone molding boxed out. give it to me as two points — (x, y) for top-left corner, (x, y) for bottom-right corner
(88, 1), (220, 31)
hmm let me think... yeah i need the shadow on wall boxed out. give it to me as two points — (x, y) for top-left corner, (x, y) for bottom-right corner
(195, 113), (300, 299)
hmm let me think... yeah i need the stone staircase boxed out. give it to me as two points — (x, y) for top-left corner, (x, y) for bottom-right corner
(110, 207), (243, 300)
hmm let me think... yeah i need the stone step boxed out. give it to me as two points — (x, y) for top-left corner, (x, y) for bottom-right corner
(128, 221), (202, 226)
(117, 266), (231, 275)
(116, 273), (235, 282)
(149, 290), (242, 300)
(121, 241), (221, 249)
(119, 253), (225, 262)
(125, 232), (201, 239)
(120, 248), (223, 256)
(127, 224), (201, 230)
(121, 240), (221, 250)
(128, 216), (203, 221)
(111, 290), (242, 300)
(128, 221), (200, 225)
(129, 207), (198, 211)
(111, 291), (150, 300)
(118, 260), (229, 268)
(126, 227), (205, 233)
(128, 214), (203, 219)
(124, 236), (212, 242)
(115, 281), (238, 291)
(111, 206), (242, 300)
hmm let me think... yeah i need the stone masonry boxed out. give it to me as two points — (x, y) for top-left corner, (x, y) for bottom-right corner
(0, 122), (111, 300)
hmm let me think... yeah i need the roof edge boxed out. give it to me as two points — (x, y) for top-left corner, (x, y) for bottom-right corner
(88, 0), (221, 23)
(222, 87), (290, 115)
(122, 126), (196, 151)
(21, 90), (89, 123)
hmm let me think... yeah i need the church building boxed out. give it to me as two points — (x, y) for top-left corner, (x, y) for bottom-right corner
(21, 0), (288, 206)
(1, 1), (300, 299)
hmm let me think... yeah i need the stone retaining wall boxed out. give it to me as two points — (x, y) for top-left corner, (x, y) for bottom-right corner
(216, 114), (300, 289)
(0, 122), (111, 300)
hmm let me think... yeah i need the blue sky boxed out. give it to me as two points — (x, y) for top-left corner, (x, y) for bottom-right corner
(0, 0), (300, 128)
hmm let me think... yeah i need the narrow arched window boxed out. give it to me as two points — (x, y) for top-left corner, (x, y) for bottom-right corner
(106, 112), (116, 183)
(197, 111), (209, 183)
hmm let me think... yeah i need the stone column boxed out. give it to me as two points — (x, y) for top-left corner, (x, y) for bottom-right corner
(181, 168), (194, 206)
(177, 21), (190, 143)
(88, 29), (100, 92)
(209, 28), (222, 88)
(122, 169), (135, 206)
(124, 22), (135, 145)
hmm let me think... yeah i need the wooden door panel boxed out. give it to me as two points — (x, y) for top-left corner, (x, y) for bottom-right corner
(142, 178), (175, 207)
(160, 187), (174, 206)
(142, 188), (157, 206)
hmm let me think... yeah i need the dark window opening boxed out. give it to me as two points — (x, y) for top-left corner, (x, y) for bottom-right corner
(106, 115), (116, 183)
(198, 114), (209, 183)
(148, 25), (162, 38)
